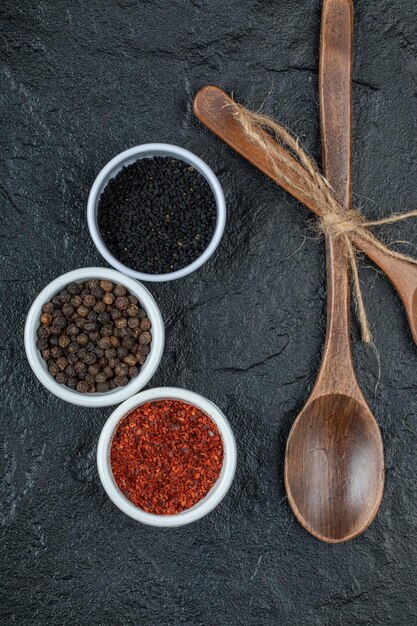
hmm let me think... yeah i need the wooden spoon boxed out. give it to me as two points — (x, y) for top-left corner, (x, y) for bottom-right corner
(283, 0), (384, 542)
(194, 0), (384, 542)
(193, 87), (417, 344)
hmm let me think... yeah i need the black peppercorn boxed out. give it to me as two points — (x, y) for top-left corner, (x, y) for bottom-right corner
(113, 284), (126, 297)
(50, 345), (63, 359)
(58, 335), (71, 349)
(77, 333), (89, 346)
(71, 295), (82, 308)
(75, 361), (87, 374)
(37, 326), (49, 339)
(103, 292), (115, 305)
(128, 317), (139, 329)
(83, 294), (96, 308)
(40, 312), (52, 325)
(98, 336), (111, 350)
(110, 336), (120, 348)
(123, 354), (137, 367)
(115, 296), (129, 310)
(88, 364), (100, 376)
(114, 317), (127, 329)
(103, 366), (113, 378)
(94, 300), (106, 313)
(105, 347), (117, 360)
(114, 375), (129, 386)
(84, 353), (97, 365)
(36, 338), (48, 350)
(128, 366), (139, 378)
(77, 305), (89, 318)
(62, 303), (74, 317)
(122, 337), (135, 349)
(59, 290), (70, 303)
(115, 363), (129, 376)
(48, 362), (59, 376)
(65, 364), (76, 378)
(95, 372), (107, 384)
(67, 282), (81, 295)
(100, 280), (113, 292)
(84, 322), (98, 336)
(139, 331), (152, 345)
(75, 317), (85, 328)
(56, 357), (68, 371)
(91, 286), (104, 299)
(97, 311), (110, 324)
(67, 323), (79, 336)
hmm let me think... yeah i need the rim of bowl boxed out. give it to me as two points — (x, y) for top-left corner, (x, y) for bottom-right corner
(87, 143), (226, 282)
(97, 387), (237, 526)
(24, 267), (165, 408)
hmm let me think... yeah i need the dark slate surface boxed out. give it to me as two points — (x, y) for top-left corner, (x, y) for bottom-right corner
(2, 1), (417, 624)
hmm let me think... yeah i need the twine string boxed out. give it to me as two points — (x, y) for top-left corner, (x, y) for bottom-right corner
(232, 101), (417, 343)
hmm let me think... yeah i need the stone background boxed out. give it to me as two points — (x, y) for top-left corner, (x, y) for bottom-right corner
(2, 0), (417, 624)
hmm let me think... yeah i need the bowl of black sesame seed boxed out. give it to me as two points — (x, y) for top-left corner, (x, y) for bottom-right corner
(87, 144), (226, 282)
(24, 267), (164, 407)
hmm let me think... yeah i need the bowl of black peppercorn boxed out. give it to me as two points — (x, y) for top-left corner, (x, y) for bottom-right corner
(87, 144), (226, 282)
(25, 268), (164, 407)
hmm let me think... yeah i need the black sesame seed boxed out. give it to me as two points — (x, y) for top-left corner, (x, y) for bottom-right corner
(97, 157), (217, 274)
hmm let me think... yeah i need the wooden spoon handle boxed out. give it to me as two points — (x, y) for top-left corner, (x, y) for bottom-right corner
(193, 85), (322, 218)
(316, 0), (357, 393)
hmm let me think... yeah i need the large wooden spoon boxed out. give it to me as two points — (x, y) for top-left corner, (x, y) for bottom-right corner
(193, 87), (417, 344)
(283, 0), (384, 542)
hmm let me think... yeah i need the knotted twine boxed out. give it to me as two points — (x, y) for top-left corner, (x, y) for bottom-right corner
(232, 101), (417, 343)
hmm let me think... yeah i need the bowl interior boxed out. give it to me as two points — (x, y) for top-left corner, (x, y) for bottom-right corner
(31, 274), (160, 398)
(89, 145), (225, 280)
(106, 395), (229, 517)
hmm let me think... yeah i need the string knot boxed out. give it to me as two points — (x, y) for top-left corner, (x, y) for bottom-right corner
(319, 207), (365, 239)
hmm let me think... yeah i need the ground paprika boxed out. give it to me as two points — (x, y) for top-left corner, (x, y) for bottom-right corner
(110, 399), (224, 515)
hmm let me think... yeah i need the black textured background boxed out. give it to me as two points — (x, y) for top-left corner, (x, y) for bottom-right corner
(2, 1), (417, 624)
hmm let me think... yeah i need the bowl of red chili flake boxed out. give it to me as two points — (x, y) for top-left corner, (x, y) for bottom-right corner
(97, 387), (237, 526)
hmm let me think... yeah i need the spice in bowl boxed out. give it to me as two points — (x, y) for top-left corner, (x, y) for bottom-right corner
(97, 157), (217, 274)
(36, 280), (152, 393)
(110, 399), (224, 514)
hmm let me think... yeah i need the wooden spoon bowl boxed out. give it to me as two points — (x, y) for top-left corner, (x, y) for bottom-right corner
(285, 393), (384, 543)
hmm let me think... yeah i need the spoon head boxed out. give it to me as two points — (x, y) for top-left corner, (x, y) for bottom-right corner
(285, 393), (384, 543)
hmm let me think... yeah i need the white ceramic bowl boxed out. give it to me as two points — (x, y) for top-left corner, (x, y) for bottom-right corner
(97, 387), (237, 526)
(87, 143), (226, 282)
(24, 267), (164, 407)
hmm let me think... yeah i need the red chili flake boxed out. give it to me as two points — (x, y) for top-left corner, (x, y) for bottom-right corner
(110, 399), (224, 515)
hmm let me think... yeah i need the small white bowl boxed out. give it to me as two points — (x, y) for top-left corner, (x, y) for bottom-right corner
(97, 387), (237, 526)
(87, 143), (226, 282)
(24, 267), (165, 407)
